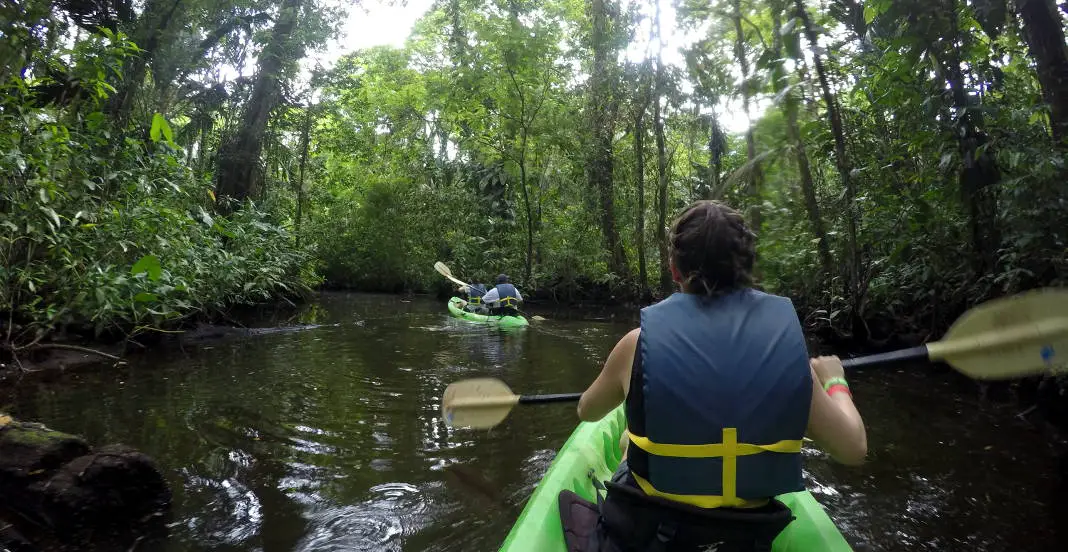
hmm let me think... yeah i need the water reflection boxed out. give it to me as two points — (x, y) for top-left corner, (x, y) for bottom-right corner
(0, 292), (1061, 551)
(296, 482), (432, 552)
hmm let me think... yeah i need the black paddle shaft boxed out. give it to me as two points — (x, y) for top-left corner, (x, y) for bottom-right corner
(518, 393), (583, 404)
(514, 347), (931, 403)
(841, 345), (930, 369)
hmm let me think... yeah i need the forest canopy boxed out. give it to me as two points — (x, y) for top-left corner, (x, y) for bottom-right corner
(1, 0), (1066, 347)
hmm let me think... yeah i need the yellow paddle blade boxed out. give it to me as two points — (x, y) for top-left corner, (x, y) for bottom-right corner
(434, 261), (453, 278)
(928, 288), (1068, 380)
(442, 378), (520, 429)
(434, 261), (469, 288)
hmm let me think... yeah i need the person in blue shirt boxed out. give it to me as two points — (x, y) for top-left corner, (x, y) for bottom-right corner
(481, 274), (523, 316)
(573, 200), (867, 551)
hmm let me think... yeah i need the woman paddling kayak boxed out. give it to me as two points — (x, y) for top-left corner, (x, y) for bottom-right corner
(574, 200), (867, 551)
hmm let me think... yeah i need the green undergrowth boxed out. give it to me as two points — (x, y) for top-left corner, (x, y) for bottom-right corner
(0, 31), (317, 348)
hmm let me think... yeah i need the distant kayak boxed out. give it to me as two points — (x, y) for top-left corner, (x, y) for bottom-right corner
(446, 297), (529, 328)
(499, 405), (853, 551)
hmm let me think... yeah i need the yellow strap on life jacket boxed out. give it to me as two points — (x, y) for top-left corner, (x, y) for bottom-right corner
(625, 430), (802, 458)
(500, 296), (518, 308)
(469, 296), (482, 305)
(630, 472), (770, 509)
(625, 427), (802, 509)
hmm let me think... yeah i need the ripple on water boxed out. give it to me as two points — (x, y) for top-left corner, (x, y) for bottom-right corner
(507, 448), (558, 502)
(295, 482), (431, 552)
(179, 472), (262, 546)
(279, 461), (336, 506)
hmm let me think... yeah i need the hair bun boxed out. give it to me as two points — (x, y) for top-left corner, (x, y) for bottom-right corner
(669, 200), (755, 298)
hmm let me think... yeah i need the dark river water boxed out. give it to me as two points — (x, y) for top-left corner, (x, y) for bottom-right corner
(1, 292), (1064, 551)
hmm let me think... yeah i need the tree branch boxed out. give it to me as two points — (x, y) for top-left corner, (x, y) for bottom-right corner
(20, 344), (121, 361)
(741, 16), (769, 49)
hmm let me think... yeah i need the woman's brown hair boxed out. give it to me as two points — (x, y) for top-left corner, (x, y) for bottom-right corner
(669, 200), (756, 298)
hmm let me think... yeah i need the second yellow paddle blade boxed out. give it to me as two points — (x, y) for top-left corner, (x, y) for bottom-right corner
(442, 378), (519, 429)
(932, 288), (1068, 379)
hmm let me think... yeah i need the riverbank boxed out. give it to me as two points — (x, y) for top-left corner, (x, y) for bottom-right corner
(7, 287), (1068, 440)
(0, 299), (315, 383)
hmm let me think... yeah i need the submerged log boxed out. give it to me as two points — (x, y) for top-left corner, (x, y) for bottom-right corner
(0, 415), (171, 549)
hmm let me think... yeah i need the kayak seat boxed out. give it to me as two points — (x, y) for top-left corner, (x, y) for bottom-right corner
(559, 478), (795, 552)
(560, 489), (608, 552)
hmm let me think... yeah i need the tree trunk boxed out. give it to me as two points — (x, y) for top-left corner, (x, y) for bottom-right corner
(933, 0), (1001, 275)
(708, 113), (723, 199)
(785, 96), (834, 279)
(587, 0), (628, 282)
(635, 110), (649, 298)
(645, 0), (670, 296)
(106, 0), (184, 127)
(1017, 0), (1068, 146)
(653, 0), (672, 296)
(215, 0), (304, 208)
(796, 0), (863, 321)
(520, 131), (534, 283)
(731, 0), (763, 231)
(295, 104), (312, 248)
(773, 1), (833, 278)
(654, 94), (671, 297)
(447, 0), (470, 70)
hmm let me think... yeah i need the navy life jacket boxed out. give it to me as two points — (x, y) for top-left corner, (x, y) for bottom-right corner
(493, 283), (520, 310)
(467, 283), (488, 304)
(625, 289), (812, 509)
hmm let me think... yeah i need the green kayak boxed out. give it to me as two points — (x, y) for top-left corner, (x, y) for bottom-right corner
(447, 296), (529, 328)
(500, 405), (852, 551)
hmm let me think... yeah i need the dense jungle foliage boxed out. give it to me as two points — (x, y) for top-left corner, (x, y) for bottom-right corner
(1, 0), (1067, 350)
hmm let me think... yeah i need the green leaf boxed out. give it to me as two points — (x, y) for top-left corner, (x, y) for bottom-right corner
(772, 83), (796, 105)
(197, 206), (214, 226)
(85, 111), (105, 129)
(131, 254), (162, 282)
(781, 17), (798, 36)
(213, 221), (236, 238)
(133, 292), (158, 302)
(863, 5), (876, 25)
(160, 117), (173, 143)
(150, 113), (165, 142)
(40, 207), (60, 229)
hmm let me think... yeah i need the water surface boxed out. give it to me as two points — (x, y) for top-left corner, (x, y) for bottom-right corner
(2, 292), (1062, 551)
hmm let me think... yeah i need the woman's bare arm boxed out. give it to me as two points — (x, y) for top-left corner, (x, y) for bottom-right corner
(806, 357), (868, 465)
(577, 328), (639, 422)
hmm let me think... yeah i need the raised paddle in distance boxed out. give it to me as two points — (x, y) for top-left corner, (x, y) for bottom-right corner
(434, 261), (470, 289)
(441, 288), (1068, 429)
